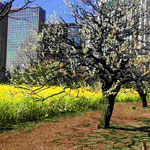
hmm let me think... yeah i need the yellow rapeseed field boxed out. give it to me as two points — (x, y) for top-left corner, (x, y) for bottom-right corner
(0, 85), (102, 102)
(0, 84), (140, 102)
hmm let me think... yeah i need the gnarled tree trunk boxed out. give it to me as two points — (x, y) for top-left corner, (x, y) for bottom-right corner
(103, 93), (116, 128)
(99, 81), (122, 129)
(136, 82), (148, 107)
(137, 90), (147, 107)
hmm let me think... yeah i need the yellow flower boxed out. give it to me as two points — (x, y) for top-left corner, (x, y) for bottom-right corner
(45, 114), (48, 117)
(29, 100), (34, 103)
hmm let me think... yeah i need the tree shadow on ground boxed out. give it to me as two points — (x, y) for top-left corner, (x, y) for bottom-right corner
(109, 126), (150, 137)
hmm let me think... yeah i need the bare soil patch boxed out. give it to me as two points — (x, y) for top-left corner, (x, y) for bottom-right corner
(0, 102), (150, 150)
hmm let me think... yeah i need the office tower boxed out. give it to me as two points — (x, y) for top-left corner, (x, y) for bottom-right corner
(0, 2), (8, 80)
(6, 6), (46, 69)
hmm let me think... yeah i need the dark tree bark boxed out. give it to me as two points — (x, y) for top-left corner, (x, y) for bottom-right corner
(140, 93), (147, 107)
(136, 82), (148, 107)
(99, 80), (122, 128)
(103, 93), (116, 128)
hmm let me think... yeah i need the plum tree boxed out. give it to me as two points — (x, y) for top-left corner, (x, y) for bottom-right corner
(12, 0), (150, 128)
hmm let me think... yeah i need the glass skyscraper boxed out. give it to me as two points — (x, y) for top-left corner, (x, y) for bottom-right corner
(0, 2), (8, 80)
(67, 23), (81, 61)
(6, 6), (45, 69)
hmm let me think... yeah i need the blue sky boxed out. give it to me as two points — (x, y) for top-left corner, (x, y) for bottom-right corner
(12, 0), (76, 23)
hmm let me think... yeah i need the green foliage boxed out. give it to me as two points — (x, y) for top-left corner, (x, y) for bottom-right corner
(0, 93), (101, 129)
(131, 105), (136, 110)
(122, 82), (136, 89)
(115, 93), (141, 102)
(10, 60), (61, 86)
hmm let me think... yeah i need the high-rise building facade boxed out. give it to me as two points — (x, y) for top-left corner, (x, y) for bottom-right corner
(6, 6), (46, 69)
(0, 2), (8, 80)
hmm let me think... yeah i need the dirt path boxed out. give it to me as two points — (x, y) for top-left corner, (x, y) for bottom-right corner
(0, 102), (150, 150)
